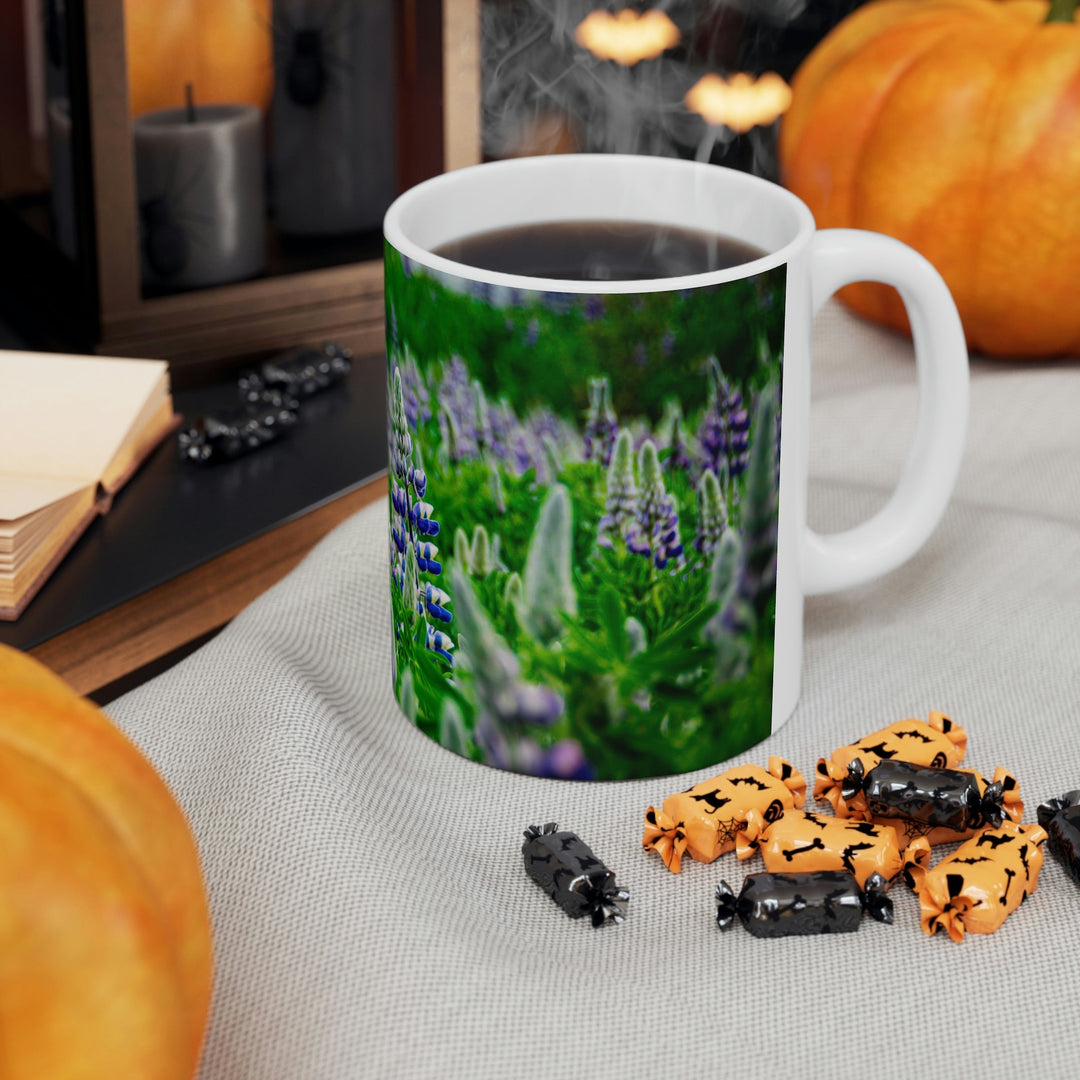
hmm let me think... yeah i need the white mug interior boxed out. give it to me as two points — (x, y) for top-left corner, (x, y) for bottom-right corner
(383, 154), (815, 293)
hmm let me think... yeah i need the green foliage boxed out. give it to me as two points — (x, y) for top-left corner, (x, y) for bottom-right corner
(385, 244), (784, 424)
(385, 246), (783, 780)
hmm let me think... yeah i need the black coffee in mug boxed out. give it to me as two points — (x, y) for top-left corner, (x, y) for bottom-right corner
(432, 220), (765, 281)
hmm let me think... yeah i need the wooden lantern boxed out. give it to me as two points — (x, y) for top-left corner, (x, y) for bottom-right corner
(0, 0), (481, 388)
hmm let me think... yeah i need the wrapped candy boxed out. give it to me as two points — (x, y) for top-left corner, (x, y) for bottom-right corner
(842, 760), (1022, 846)
(522, 823), (629, 927)
(904, 821), (1047, 942)
(1036, 790), (1080, 885)
(715, 870), (893, 937)
(815, 711), (967, 817)
(736, 808), (904, 887)
(643, 757), (806, 873)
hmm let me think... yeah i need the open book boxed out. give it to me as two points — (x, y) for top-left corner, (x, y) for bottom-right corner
(0, 351), (178, 620)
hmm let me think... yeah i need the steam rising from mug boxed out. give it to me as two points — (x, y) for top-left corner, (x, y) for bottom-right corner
(480, 0), (806, 168)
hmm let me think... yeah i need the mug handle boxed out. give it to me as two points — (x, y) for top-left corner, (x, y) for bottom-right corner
(802, 228), (970, 596)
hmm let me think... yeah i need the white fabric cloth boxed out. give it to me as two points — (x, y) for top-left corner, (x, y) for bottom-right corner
(108, 303), (1080, 1080)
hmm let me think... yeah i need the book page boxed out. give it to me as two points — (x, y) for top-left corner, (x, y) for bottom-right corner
(0, 474), (93, 522)
(0, 351), (169, 489)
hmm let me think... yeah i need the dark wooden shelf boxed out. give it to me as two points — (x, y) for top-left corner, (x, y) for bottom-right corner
(0, 356), (389, 694)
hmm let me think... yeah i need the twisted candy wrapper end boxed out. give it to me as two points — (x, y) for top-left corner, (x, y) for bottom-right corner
(902, 837), (933, 891)
(841, 758), (866, 804)
(523, 822), (559, 842)
(919, 872), (972, 943)
(643, 807), (687, 874)
(814, 758), (855, 818)
(768, 756), (807, 809)
(715, 880), (737, 930)
(736, 807), (769, 860)
(1037, 789), (1080, 828)
(927, 709), (967, 760)
(861, 872), (893, 924)
(992, 766), (1023, 826)
(569, 872), (630, 928)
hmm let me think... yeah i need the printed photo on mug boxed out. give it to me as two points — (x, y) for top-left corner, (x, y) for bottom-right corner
(386, 245), (784, 781)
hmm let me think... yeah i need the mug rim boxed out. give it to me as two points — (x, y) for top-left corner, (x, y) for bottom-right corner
(383, 154), (815, 295)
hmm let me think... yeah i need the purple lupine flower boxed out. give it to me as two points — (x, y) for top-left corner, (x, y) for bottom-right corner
(597, 429), (637, 549)
(582, 295), (605, 322)
(410, 500), (440, 537)
(661, 328), (676, 357)
(504, 737), (595, 781)
(583, 376), (618, 467)
(698, 356), (750, 482)
(415, 539), (442, 575)
(400, 351), (432, 428)
(422, 582), (453, 623)
(437, 356), (479, 462)
(545, 292), (574, 315)
(525, 318), (540, 346)
(632, 341), (647, 367)
(426, 623), (455, 662)
(449, 566), (573, 777)
(390, 366), (454, 667)
(629, 440), (684, 571)
(470, 279), (493, 304)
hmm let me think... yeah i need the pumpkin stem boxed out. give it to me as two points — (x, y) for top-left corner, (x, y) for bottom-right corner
(1045, 0), (1078, 23)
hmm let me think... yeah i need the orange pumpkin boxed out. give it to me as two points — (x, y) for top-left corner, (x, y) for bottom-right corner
(124, 0), (273, 116)
(779, 0), (1080, 357)
(0, 645), (212, 1079)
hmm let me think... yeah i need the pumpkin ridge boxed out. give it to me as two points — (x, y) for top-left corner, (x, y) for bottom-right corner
(842, 17), (979, 325)
(962, 20), (1048, 354)
(0, 732), (206, 1074)
(0, 741), (193, 1079)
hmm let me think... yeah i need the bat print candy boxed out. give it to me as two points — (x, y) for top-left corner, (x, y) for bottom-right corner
(842, 759), (1023, 846)
(643, 757), (806, 873)
(815, 711), (968, 817)
(715, 870), (893, 938)
(736, 809), (906, 888)
(522, 823), (629, 927)
(903, 821), (1047, 941)
(1037, 790), (1080, 885)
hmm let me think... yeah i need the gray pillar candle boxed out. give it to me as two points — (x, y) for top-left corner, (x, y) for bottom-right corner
(271, 0), (395, 237)
(133, 104), (267, 290)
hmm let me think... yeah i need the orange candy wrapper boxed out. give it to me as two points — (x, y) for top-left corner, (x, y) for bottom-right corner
(736, 809), (905, 888)
(904, 821), (1047, 942)
(814, 711), (967, 818)
(642, 757), (806, 873)
(851, 765), (1023, 847)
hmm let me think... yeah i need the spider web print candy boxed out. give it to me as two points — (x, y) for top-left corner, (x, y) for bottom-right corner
(903, 821), (1047, 942)
(814, 711), (967, 818)
(843, 760), (1023, 847)
(1036, 790), (1080, 886)
(643, 757), (806, 874)
(522, 824), (629, 927)
(715, 870), (893, 937)
(736, 809), (905, 888)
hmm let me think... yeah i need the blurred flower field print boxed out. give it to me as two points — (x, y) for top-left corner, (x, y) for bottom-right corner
(385, 244), (785, 781)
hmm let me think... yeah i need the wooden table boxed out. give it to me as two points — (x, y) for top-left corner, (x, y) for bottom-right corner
(29, 476), (386, 700)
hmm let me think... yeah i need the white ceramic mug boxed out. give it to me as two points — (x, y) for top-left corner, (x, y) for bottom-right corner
(383, 154), (968, 781)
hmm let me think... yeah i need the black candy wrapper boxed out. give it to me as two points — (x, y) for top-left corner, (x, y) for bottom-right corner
(522, 823), (629, 927)
(1037, 790), (1080, 885)
(715, 870), (892, 938)
(843, 758), (1005, 832)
